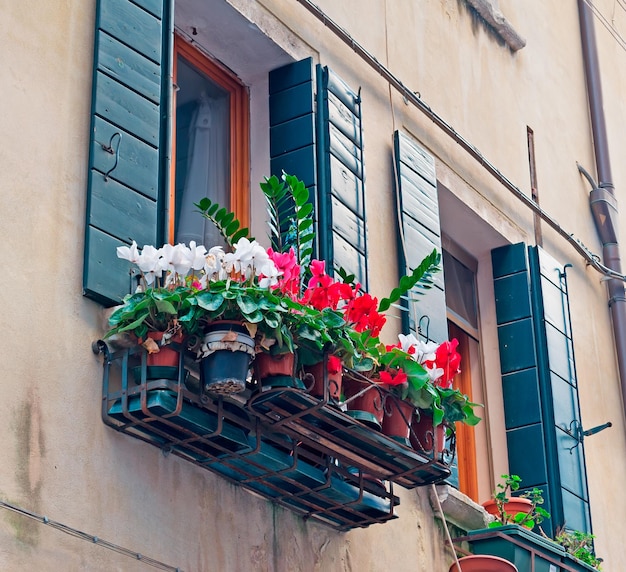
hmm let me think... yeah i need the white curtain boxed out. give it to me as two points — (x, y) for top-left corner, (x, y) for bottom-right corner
(176, 93), (229, 248)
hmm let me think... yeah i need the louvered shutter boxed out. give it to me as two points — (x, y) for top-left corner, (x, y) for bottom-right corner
(83, 0), (171, 306)
(268, 58), (317, 247)
(269, 62), (367, 289)
(393, 131), (447, 343)
(492, 243), (592, 536)
(317, 67), (368, 290)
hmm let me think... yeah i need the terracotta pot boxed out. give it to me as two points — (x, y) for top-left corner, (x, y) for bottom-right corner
(254, 351), (295, 380)
(382, 398), (414, 440)
(343, 375), (385, 425)
(482, 497), (534, 527)
(304, 358), (343, 399)
(449, 554), (518, 571)
(410, 410), (446, 458)
(144, 331), (184, 367)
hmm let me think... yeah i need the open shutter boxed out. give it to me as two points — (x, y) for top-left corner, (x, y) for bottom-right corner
(268, 58), (317, 247)
(393, 131), (447, 343)
(492, 243), (592, 536)
(269, 61), (367, 289)
(317, 67), (368, 290)
(83, 0), (171, 306)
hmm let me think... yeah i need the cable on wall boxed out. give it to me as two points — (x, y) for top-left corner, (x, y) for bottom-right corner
(0, 500), (183, 572)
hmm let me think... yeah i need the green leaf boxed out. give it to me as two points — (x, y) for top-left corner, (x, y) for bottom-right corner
(154, 299), (177, 314)
(196, 291), (226, 312)
(237, 294), (259, 314)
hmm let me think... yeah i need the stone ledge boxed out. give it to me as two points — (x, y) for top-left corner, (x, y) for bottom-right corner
(465, 0), (526, 52)
(431, 484), (492, 532)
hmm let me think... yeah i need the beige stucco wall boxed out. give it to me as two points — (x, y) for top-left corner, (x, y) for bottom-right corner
(1, 0), (625, 570)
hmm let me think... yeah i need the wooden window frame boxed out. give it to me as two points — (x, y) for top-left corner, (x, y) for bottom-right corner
(170, 35), (250, 241)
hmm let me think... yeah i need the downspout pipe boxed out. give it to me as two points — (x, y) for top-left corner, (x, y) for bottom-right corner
(578, 0), (626, 417)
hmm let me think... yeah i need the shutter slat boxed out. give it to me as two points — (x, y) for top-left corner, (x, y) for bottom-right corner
(327, 91), (360, 145)
(329, 155), (363, 214)
(94, 71), (160, 145)
(91, 116), (159, 199)
(100, 0), (162, 63)
(89, 174), (157, 245)
(97, 33), (161, 103)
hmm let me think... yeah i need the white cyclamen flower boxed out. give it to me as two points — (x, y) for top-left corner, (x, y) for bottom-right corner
(160, 243), (193, 277)
(204, 246), (225, 281)
(136, 245), (163, 285)
(187, 241), (208, 271)
(116, 240), (140, 264)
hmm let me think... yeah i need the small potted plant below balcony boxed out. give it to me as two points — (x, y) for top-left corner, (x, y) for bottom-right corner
(456, 475), (602, 571)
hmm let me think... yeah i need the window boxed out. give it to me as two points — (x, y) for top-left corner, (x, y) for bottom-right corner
(83, 0), (368, 307)
(443, 247), (481, 501)
(172, 36), (249, 247)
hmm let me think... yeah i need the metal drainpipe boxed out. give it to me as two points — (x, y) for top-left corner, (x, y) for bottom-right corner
(578, 0), (626, 416)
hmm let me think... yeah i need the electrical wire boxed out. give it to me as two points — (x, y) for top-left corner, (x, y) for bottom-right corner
(583, 0), (626, 51)
(293, 0), (626, 283)
(0, 500), (183, 572)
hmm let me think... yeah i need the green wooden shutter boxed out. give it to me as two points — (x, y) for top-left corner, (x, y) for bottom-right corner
(269, 61), (367, 289)
(393, 131), (447, 343)
(317, 66), (368, 290)
(492, 243), (592, 536)
(268, 58), (317, 247)
(83, 0), (171, 306)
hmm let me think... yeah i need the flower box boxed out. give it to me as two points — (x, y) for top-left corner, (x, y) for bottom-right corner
(462, 525), (598, 572)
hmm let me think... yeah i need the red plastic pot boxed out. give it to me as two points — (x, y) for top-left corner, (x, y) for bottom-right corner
(449, 554), (518, 571)
(382, 398), (414, 440)
(304, 358), (343, 400)
(144, 331), (184, 367)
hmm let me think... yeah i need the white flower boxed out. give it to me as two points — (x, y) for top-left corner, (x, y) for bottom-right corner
(116, 240), (140, 264)
(397, 333), (438, 364)
(136, 245), (163, 285)
(426, 365), (444, 382)
(204, 246), (225, 281)
(187, 241), (208, 271)
(160, 243), (193, 277)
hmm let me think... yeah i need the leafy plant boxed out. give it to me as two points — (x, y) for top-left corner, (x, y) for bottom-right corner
(378, 248), (441, 312)
(196, 197), (251, 247)
(261, 173), (314, 273)
(553, 528), (602, 570)
(488, 474), (550, 529)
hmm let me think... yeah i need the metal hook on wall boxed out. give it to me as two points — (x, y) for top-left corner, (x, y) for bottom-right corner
(101, 132), (122, 181)
(418, 315), (431, 341)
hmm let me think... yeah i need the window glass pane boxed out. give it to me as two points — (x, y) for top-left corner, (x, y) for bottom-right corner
(175, 57), (230, 247)
(443, 249), (478, 329)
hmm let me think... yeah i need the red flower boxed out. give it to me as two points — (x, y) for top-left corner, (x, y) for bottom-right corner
(427, 339), (461, 388)
(379, 369), (407, 386)
(327, 355), (342, 374)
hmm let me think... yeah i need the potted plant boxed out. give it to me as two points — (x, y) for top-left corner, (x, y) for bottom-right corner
(482, 474), (550, 529)
(553, 528), (603, 570)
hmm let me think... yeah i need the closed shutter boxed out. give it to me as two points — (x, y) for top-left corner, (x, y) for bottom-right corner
(83, 0), (171, 306)
(269, 62), (367, 289)
(393, 131), (447, 343)
(492, 243), (592, 536)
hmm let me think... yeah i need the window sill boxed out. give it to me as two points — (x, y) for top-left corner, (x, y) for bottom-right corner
(432, 484), (491, 532)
